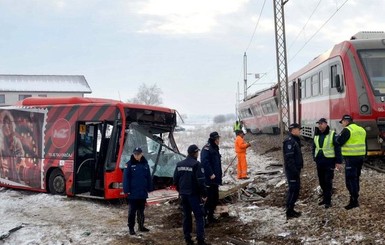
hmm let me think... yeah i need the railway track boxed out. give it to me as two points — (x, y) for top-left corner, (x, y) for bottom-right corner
(364, 159), (385, 173)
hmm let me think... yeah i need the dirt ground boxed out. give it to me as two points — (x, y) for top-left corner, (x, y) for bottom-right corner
(111, 133), (385, 245)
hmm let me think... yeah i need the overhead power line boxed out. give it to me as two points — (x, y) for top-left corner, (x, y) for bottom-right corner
(287, 0), (322, 52)
(245, 0), (267, 52)
(288, 0), (350, 63)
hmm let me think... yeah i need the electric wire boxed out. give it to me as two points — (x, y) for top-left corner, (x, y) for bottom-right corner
(288, 0), (350, 63)
(287, 0), (322, 52)
(244, 0), (267, 53)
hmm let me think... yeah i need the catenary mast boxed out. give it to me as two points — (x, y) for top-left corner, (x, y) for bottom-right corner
(273, 0), (290, 141)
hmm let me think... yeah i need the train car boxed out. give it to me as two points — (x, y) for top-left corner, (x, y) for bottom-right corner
(288, 31), (385, 155)
(238, 85), (279, 134)
(238, 31), (385, 156)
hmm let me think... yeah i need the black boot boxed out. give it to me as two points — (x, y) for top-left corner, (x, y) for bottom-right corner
(286, 208), (301, 219)
(137, 211), (150, 232)
(344, 199), (359, 210)
(185, 238), (194, 245)
(197, 239), (211, 245)
(129, 228), (136, 235)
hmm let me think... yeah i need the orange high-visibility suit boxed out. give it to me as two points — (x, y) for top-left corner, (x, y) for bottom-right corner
(235, 135), (250, 179)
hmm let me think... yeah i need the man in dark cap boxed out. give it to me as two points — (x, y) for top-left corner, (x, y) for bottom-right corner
(201, 131), (222, 225)
(312, 118), (342, 208)
(123, 147), (152, 235)
(174, 145), (209, 245)
(336, 114), (366, 210)
(283, 123), (303, 219)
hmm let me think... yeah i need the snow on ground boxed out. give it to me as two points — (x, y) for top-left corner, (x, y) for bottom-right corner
(0, 122), (286, 244)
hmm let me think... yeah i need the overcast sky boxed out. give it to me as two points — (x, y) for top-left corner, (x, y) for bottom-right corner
(0, 0), (383, 116)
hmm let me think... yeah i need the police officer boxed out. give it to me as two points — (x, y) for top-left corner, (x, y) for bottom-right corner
(312, 118), (342, 208)
(123, 147), (152, 235)
(174, 144), (208, 245)
(201, 131), (222, 225)
(283, 123), (303, 219)
(336, 114), (366, 210)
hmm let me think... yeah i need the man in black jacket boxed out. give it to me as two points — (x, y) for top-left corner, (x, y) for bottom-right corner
(174, 144), (209, 245)
(200, 131), (222, 225)
(283, 123), (303, 219)
(312, 118), (342, 209)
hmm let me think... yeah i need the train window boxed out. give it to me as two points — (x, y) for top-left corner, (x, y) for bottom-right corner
(305, 78), (311, 98)
(319, 71), (323, 95)
(331, 64), (344, 92)
(248, 108), (252, 116)
(311, 74), (319, 96)
(261, 100), (276, 114)
(288, 84), (293, 100)
(251, 105), (260, 116)
(359, 50), (385, 95)
(300, 80), (306, 99)
(331, 65), (337, 87)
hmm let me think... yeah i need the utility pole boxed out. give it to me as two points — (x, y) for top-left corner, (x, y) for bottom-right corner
(243, 52), (247, 100)
(273, 0), (290, 141)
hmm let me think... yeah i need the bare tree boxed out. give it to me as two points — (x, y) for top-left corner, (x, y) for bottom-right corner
(129, 83), (163, 105)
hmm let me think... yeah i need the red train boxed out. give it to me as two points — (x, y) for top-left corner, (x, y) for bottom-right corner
(238, 85), (279, 134)
(238, 31), (385, 156)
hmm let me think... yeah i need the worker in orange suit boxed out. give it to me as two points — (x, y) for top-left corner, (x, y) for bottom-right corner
(234, 130), (251, 179)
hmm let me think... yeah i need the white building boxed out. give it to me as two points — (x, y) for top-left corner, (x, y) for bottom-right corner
(0, 75), (92, 106)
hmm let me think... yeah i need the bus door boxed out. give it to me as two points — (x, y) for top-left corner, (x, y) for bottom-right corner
(74, 122), (98, 196)
(74, 121), (119, 198)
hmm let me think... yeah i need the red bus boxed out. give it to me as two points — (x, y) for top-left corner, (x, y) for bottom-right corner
(0, 97), (184, 199)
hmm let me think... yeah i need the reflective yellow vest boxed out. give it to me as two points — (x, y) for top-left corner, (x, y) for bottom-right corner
(341, 124), (366, 156)
(314, 130), (336, 158)
(233, 122), (241, 131)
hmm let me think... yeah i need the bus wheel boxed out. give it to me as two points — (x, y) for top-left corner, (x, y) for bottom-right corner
(48, 169), (66, 195)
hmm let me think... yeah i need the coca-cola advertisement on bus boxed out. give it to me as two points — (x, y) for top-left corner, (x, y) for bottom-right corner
(0, 108), (45, 188)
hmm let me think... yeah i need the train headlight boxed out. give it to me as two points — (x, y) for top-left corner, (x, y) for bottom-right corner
(361, 104), (369, 113)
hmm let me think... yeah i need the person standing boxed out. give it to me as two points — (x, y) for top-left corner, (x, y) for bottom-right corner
(233, 120), (241, 135)
(336, 115), (366, 210)
(312, 118), (342, 208)
(234, 130), (251, 179)
(201, 131), (222, 225)
(174, 144), (209, 245)
(123, 147), (152, 235)
(283, 123), (303, 219)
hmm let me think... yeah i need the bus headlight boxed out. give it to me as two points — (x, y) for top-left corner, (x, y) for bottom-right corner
(111, 182), (123, 189)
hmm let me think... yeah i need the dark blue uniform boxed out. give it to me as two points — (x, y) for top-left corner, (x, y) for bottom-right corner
(283, 133), (303, 212)
(336, 123), (367, 208)
(200, 139), (222, 223)
(123, 155), (152, 232)
(174, 155), (207, 243)
(312, 126), (342, 206)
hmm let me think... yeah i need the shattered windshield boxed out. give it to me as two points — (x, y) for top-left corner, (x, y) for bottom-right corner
(359, 50), (385, 95)
(119, 123), (185, 178)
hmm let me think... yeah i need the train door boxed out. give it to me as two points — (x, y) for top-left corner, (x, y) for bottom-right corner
(291, 78), (301, 124)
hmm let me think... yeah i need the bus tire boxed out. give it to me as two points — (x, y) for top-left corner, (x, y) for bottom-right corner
(48, 169), (66, 195)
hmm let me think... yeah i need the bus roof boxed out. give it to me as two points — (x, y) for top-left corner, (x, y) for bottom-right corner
(19, 97), (175, 113)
